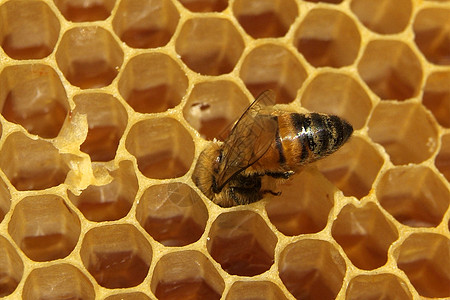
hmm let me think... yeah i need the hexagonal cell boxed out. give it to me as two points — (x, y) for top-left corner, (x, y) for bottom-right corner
(0, 177), (11, 224)
(22, 264), (95, 300)
(207, 210), (277, 276)
(436, 133), (450, 182)
(315, 136), (384, 199)
(301, 72), (372, 130)
(423, 71), (450, 128)
(178, 0), (227, 12)
(226, 281), (288, 300)
(346, 274), (412, 300)
(414, 8), (450, 65)
(183, 80), (249, 141)
(55, 26), (124, 89)
(376, 166), (450, 227)
(294, 8), (360, 68)
(0, 0), (60, 59)
(73, 93), (128, 161)
(279, 239), (346, 300)
(112, 0), (179, 49)
(136, 182), (208, 246)
(8, 194), (81, 262)
(232, 0), (298, 39)
(54, 0), (115, 22)
(118, 53), (188, 113)
(357, 40), (423, 100)
(68, 161), (138, 222)
(396, 233), (450, 298)
(125, 118), (194, 179)
(0, 132), (70, 191)
(367, 102), (439, 165)
(0, 236), (23, 297)
(266, 169), (334, 236)
(80, 224), (152, 288)
(332, 203), (398, 270)
(175, 17), (245, 75)
(150, 250), (225, 300)
(0, 64), (69, 138)
(105, 292), (150, 300)
(239, 43), (307, 104)
(350, 0), (412, 34)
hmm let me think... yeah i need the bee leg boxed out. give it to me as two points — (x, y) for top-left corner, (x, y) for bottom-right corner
(266, 171), (294, 179)
(261, 189), (281, 196)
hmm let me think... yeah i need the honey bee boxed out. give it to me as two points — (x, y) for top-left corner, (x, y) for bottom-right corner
(192, 90), (353, 207)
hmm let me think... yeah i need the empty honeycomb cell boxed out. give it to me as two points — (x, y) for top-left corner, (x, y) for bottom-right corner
(207, 210), (277, 276)
(332, 202), (398, 270)
(112, 0), (179, 49)
(279, 239), (346, 300)
(136, 182), (208, 246)
(54, 0), (115, 22)
(436, 133), (450, 182)
(118, 53), (188, 113)
(350, 0), (412, 34)
(226, 281), (288, 300)
(105, 292), (150, 300)
(150, 250), (225, 300)
(396, 233), (450, 298)
(0, 236), (23, 297)
(301, 72), (372, 130)
(0, 64), (69, 139)
(265, 169), (334, 236)
(422, 71), (450, 128)
(357, 40), (423, 100)
(376, 165), (450, 227)
(239, 43), (307, 104)
(232, 0), (298, 39)
(345, 274), (412, 300)
(55, 26), (124, 89)
(368, 102), (439, 165)
(22, 264), (95, 300)
(0, 177), (11, 223)
(175, 17), (245, 75)
(68, 161), (138, 222)
(73, 93), (128, 161)
(0, 132), (70, 191)
(80, 224), (152, 288)
(315, 136), (384, 199)
(125, 118), (194, 179)
(183, 80), (249, 141)
(0, 0), (60, 59)
(294, 9), (361, 68)
(8, 194), (81, 262)
(413, 7), (450, 65)
(178, 0), (227, 12)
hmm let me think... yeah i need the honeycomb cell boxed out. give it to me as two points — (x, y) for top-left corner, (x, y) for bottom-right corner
(8, 195), (81, 262)
(178, 0), (227, 12)
(358, 40), (423, 100)
(54, 0), (115, 22)
(183, 80), (249, 141)
(207, 210), (277, 276)
(294, 9), (360, 68)
(0, 0), (60, 59)
(396, 233), (450, 298)
(350, 0), (412, 34)
(80, 224), (152, 288)
(55, 27), (124, 89)
(315, 136), (384, 199)
(22, 264), (95, 300)
(112, 0), (179, 49)
(0, 64), (69, 139)
(150, 250), (225, 300)
(422, 71), (450, 128)
(368, 102), (439, 165)
(226, 281), (288, 300)
(279, 239), (346, 300)
(414, 8), (450, 65)
(0, 177), (11, 223)
(68, 161), (138, 222)
(0, 236), (23, 297)
(332, 203), (398, 270)
(136, 182), (208, 246)
(301, 72), (372, 130)
(125, 118), (194, 179)
(346, 274), (412, 300)
(239, 43), (307, 104)
(175, 17), (245, 75)
(73, 93), (128, 161)
(0, 132), (70, 191)
(376, 166), (450, 227)
(436, 133), (450, 182)
(118, 53), (188, 114)
(105, 292), (150, 300)
(232, 0), (298, 39)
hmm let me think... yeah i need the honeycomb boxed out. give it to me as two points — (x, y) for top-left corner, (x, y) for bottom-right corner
(0, 0), (449, 299)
